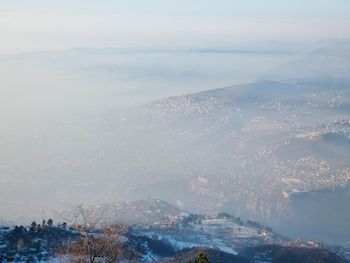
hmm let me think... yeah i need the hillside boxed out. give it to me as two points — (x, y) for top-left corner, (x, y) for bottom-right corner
(1, 208), (349, 262)
(111, 78), (350, 245)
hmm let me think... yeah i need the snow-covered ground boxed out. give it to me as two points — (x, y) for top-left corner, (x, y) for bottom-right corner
(132, 217), (277, 257)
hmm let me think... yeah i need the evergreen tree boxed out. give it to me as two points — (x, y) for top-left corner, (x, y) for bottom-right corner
(187, 252), (211, 263)
(30, 221), (37, 232)
(47, 218), (53, 226)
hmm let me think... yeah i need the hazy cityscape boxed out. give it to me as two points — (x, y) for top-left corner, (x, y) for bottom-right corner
(1, 1), (350, 262)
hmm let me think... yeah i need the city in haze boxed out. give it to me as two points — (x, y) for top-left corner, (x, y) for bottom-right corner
(0, 1), (350, 262)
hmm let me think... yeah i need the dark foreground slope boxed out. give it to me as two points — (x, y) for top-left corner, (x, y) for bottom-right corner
(240, 245), (348, 263)
(172, 247), (249, 263)
(281, 185), (350, 245)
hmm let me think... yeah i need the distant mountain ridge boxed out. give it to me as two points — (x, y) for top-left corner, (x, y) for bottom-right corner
(265, 40), (350, 80)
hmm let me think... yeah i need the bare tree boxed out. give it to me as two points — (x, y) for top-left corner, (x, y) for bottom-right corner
(60, 224), (127, 263)
(52, 203), (98, 227)
(56, 204), (132, 262)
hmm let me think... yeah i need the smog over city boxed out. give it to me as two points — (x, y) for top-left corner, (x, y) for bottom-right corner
(1, 1), (350, 262)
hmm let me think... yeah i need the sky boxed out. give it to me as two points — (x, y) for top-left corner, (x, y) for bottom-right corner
(0, 0), (349, 53)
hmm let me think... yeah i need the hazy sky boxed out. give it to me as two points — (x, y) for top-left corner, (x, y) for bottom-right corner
(0, 0), (349, 53)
